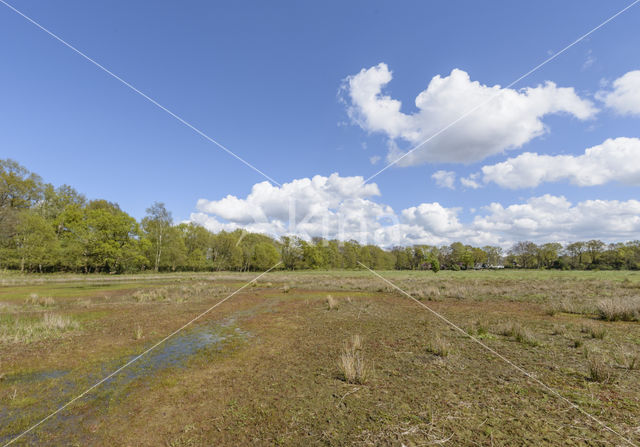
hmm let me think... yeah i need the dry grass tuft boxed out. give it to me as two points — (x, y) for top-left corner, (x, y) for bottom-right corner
(0, 313), (79, 343)
(426, 334), (450, 357)
(597, 298), (640, 322)
(546, 298), (591, 316)
(586, 355), (611, 383)
(349, 334), (362, 351)
(132, 288), (168, 303)
(409, 286), (441, 301)
(25, 293), (55, 307)
(130, 284), (219, 304)
(469, 320), (490, 338)
(615, 348), (640, 370)
(497, 322), (539, 347)
(446, 285), (468, 300)
(282, 284), (290, 294)
(581, 323), (606, 340)
(326, 295), (338, 310)
(134, 323), (143, 340)
(339, 335), (370, 384)
(42, 313), (78, 330)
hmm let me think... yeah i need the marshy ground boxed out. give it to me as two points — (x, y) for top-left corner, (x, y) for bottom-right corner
(1, 270), (639, 446)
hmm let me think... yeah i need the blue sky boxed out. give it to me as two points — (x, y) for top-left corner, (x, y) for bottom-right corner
(2, 0), (640, 247)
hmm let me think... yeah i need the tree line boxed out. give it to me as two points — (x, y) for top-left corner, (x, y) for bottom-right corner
(1, 159), (639, 273)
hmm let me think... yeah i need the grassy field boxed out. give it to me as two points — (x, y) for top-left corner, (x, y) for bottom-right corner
(1, 270), (639, 446)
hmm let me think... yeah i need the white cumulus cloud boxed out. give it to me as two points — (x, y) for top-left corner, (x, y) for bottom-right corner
(197, 173), (380, 225)
(343, 63), (597, 165)
(194, 174), (393, 246)
(464, 137), (640, 189)
(402, 203), (462, 234)
(191, 174), (640, 248)
(432, 170), (456, 189)
(597, 70), (640, 115)
(473, 195), (640, 243)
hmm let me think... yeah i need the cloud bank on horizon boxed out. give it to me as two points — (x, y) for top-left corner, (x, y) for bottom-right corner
(191, 173), (640, 249)
(191, 65), (640, 248)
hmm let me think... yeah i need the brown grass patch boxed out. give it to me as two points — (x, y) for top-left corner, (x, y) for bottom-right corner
(339, 335), (370, 384)
(426, 334), (450, 357)
(25, 293), (55, 307)
(326, 295), (338, 310)
(597, 298), (640, 322)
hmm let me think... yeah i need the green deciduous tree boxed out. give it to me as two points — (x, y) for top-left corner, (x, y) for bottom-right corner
(11, 210), (58, 272)
(142, 202), (173, 272)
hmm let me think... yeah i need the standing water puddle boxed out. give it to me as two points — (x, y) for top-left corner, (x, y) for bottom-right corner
(0, 317), (250, 445)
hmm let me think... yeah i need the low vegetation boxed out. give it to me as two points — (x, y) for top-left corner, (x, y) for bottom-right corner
(1, 270), (639, 446)
(597, 297), (640, 321)
(581, 322), (606, 340)
(586, 355), (612, 383)
(339, 334), (370, 384)
(0, 313), (78, 343)
(134, 323), (143, 340)
(496, 322), (540, 347)
(615, 347), (640, 370)
(426, 334), (450, 357)
(25, 293), (55, 307)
